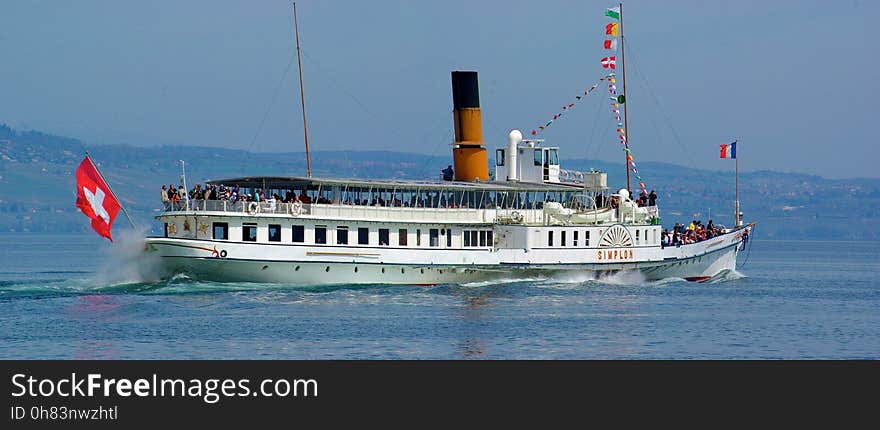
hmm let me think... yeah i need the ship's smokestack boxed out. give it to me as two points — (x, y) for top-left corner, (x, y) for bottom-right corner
(451, 71), (489, 181)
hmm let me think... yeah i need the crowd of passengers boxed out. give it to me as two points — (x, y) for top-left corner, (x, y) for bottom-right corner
(597, 189), (658, 209)
(660, 220), (725, 247)
(160, 183), (575, 210)
(160, 184), (336, 208)
(160, 184), (660, 211)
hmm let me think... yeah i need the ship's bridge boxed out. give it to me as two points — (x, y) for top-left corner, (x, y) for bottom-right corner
(493, 130), (607, 189)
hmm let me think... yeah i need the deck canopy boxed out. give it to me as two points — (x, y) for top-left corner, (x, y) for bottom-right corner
(205, 176), (593, 192)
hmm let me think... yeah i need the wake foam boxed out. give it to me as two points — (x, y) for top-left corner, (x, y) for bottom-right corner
(92, 227), (162, 286)
(705, 269), (747, 284)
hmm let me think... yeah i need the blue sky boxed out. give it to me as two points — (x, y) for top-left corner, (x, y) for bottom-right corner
(1, 0), (877, 178)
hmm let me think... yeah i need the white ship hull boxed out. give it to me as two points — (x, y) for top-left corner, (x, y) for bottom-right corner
(145, 226), (745, 285)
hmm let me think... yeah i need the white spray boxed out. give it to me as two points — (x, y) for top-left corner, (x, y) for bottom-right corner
(92, 227), (162, 286)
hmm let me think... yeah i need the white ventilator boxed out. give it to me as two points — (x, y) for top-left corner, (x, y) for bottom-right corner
(507, 129), (522, 181)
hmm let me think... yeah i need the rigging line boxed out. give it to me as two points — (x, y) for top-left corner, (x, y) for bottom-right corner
(299, 50), (413, 144)
(300, 49), (457, 177)
(240, 52), (297, 171)
(303, 46), (455, 180)
(530, 79), (602, 136)
(624, 40), (697, 169)
(415, 122), (455, 180)
(582, 86), (606, 168)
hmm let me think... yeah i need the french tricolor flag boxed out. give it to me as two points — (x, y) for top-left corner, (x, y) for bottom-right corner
(720, 141), (737, 159)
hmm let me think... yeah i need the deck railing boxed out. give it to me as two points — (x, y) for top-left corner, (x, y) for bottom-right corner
(161, 199), (501, 223)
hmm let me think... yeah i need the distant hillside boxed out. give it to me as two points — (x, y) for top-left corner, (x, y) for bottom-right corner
(2, 124), (879, 240)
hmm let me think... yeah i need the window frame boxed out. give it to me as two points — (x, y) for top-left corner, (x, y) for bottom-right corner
(242, 223), (257, 242)
(315, 225), (327, 245)
(292, 225), (305, 243)
(213, 222), (229, 240)
(268, 224), (281, 242)
(337, 226), (349, 245)
(549, 149), (559, 165)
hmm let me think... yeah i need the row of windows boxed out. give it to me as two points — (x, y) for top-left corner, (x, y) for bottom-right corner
(545, 228), (657, 247)
(495, 148), (560, 167)
(463, 230), (494, 247)
(634, 229), (656, 245)
(212, 223), (474, 248)
(547, 230), (590, 247)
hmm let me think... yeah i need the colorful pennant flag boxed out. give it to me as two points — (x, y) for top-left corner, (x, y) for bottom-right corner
(529, 82), (600, 136)
(605, 22), (619, 37)
(605, 7), (620, 20)
(601, 56), (616, 69)
(599, 13), (647, 195)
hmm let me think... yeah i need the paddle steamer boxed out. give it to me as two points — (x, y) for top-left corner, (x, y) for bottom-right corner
(144, 5), (751, 285)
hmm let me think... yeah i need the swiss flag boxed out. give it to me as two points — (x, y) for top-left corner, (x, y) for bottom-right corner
(601, 56), (616, 69)
(75, 156), (121, 241)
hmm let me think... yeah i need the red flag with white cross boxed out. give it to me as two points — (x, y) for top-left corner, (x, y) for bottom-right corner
(75, 156), (121, 241)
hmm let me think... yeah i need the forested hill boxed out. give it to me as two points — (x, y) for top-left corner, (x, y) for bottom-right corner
(2, 124), (879, 240)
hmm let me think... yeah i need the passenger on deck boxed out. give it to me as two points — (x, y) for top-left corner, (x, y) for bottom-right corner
(648, 190), (657, 206)
(169, 185), (181, 209)
(298, 191), (311, 204)
(442, 165), (454, 181)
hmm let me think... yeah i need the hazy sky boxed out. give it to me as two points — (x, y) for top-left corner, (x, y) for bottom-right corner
(2, 0), (877, 178)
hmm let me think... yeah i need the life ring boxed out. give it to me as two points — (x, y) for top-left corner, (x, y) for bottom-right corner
(511, 211), (523, 223)
(290, 200), (303, 216)
(219, 250), (227, 258)
(247, 201), (260, 215)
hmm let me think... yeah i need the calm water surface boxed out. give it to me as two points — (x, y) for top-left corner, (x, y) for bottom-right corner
(0, 234), (877, 359)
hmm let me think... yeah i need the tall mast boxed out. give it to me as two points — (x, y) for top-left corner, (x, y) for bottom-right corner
(293, 1), (312, 177)
(735, 140), (740, 226)
(619, 2), (631, 192)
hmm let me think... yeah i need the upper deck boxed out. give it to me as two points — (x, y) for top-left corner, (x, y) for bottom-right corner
(204, 175), (600, 193)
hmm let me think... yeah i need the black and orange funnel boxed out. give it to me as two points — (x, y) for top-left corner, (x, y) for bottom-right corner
(451, 71), (489, 181)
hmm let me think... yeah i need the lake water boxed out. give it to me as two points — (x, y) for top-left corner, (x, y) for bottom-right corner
(0, 234), (877, 359)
